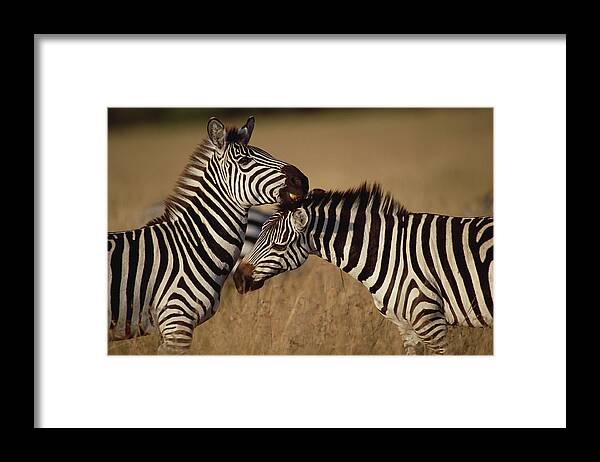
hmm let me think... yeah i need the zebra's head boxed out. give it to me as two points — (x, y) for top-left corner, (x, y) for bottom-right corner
(233, 206), (311, 294)
(207, 117), (309, 208)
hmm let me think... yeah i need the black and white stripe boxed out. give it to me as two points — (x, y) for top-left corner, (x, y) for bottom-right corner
(240, 209), (272, 259)
(143, 202), (271, 264)
(234, 184), (493, 355)
(108, 117), (308, 354)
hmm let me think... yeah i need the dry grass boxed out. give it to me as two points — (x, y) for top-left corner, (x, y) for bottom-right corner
(108, 108), (493, 355)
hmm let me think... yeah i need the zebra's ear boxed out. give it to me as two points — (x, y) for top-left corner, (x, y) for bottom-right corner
(291, 208), (309, 231)
(237, 116), (255, 145)
(207, 117), (226, 150)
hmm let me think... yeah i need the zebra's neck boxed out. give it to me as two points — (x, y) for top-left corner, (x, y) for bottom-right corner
(305, 192), (407, 296)
(148, 157), (249, 277)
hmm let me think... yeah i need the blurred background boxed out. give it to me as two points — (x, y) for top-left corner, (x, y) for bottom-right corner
(108, 108), (493, 355)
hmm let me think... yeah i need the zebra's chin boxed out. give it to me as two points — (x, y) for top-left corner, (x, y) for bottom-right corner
(233, 274), (264, 294)
(236, 278), (264, 294)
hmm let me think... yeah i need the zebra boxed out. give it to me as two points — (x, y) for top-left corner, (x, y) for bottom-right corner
(107, 116), (309, 354)
(233, 183), (493, 355)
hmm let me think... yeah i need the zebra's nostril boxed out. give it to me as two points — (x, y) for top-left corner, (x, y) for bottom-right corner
(281, 165), (309, 196)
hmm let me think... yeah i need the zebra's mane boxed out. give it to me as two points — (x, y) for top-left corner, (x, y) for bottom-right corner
(146, 125), (242, 226)
(278, 182), (409, 218)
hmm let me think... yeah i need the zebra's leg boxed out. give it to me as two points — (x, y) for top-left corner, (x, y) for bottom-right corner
(155, 301), (198, 355)
(157, 342), (189, 355)
(410, 305), (449, 355)
(395, 319), (422, 355)
(373, 298), (422, 355)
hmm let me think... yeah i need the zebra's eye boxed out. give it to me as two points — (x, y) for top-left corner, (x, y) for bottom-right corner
(238, 156), (252, 166)
(272, 243), (287, 252)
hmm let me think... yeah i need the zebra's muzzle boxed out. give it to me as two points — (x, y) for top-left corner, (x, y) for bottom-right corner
(279, 165), (309, 205)
(233, 261), (265, 294)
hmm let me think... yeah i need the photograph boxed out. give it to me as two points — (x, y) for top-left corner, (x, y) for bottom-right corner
(107, 108), (493, 355)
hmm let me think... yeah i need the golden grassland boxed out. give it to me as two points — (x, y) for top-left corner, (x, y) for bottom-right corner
(108, 108), (493, 355)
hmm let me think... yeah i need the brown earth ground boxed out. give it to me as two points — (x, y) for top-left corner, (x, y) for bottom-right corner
(108, 108), (493, 355)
